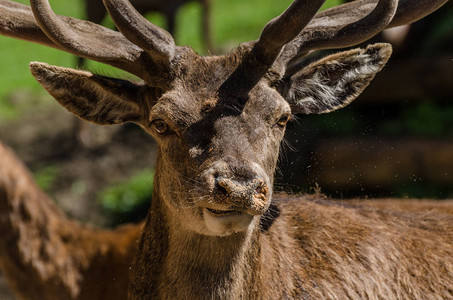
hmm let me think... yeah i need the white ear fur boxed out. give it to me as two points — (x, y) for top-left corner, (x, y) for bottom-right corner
(283, 43), (392, 114)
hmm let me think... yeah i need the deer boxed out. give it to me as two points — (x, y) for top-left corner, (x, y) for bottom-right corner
(0, 0), (452, 299)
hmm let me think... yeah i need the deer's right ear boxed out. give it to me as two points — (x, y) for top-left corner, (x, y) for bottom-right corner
(279, 43), (392, 114)
(30, 62), (151, 125)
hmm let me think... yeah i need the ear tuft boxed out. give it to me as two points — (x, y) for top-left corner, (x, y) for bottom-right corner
(282, 43), (392, 114)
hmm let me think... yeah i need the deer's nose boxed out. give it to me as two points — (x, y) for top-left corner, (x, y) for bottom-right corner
(215, 177), (269, 215)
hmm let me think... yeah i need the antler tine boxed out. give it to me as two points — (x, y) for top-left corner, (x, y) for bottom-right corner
(0, 0), (54, 47)
(301, 0), (397, 54)
(253, 0), (326, 66)
(279, 0), (448, 69)
(102, 0), (176, 65)
(27, 0), (157, 82)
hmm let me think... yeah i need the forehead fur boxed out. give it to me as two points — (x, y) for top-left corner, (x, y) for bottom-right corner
(150, 48), (289, 127)
(176, 46), (250, 93)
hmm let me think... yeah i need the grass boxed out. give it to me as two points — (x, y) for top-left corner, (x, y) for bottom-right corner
(33, 165), (59, 191)
(0, 0), (341, 119)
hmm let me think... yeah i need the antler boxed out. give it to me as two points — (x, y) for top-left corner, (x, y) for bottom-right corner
(0, 0), (175, 86)
(0, 0), (54, 47)
(252, 0), (326, 66)
(102, 0), (176, 66)
(276, 0), (449, 70)
(0, 0), (449, 87)
(28, 0), (158, 83)
(247, 0), (397, 70)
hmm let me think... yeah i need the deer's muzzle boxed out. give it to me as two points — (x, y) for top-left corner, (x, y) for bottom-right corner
(215, 177), (269, 215)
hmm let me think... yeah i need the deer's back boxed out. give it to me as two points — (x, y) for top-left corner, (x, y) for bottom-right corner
(261, 194), (453, 299)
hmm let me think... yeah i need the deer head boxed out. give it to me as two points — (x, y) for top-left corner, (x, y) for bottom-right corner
(0, 0), (447, 236)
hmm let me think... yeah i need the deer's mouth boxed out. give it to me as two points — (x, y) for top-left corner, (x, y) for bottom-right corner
(202, 207), (254, 236)
(206, 208), (242, 216)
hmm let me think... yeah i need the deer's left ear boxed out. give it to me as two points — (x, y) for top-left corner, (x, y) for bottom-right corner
(279, 43), (392, 114)
(30, 62), (152, 125)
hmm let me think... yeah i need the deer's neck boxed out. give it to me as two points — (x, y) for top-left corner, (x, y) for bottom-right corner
(129, 175), (263, 299)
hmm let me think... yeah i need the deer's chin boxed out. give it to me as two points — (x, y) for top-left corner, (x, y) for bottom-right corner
(202, 208), (255, 236)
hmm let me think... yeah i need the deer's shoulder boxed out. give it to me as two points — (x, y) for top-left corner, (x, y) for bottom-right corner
(268, 193), (453, 242)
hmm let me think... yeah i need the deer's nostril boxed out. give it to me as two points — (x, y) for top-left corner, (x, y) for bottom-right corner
(215, 178), (268, 199)
(216, 180), (230, 195)
(254, 183), (268, 197)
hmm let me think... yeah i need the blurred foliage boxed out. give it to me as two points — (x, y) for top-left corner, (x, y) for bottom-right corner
(421, 6), (453, 54)
(98, 169), (154, 225)
(311, 101), (453, 138)
(307, 108), (360, 136)
(402, 102), (453, 137)
(33, 165), (59, 191)
(395, 182), (453, 199)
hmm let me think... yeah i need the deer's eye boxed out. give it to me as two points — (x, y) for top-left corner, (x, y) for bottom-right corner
(152, 119), (168, 134)
(276, 114), (291, 128)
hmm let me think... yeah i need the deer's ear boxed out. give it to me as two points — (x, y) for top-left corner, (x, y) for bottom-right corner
(280, 43), (392, 114)
(30, 62), (148, 125)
